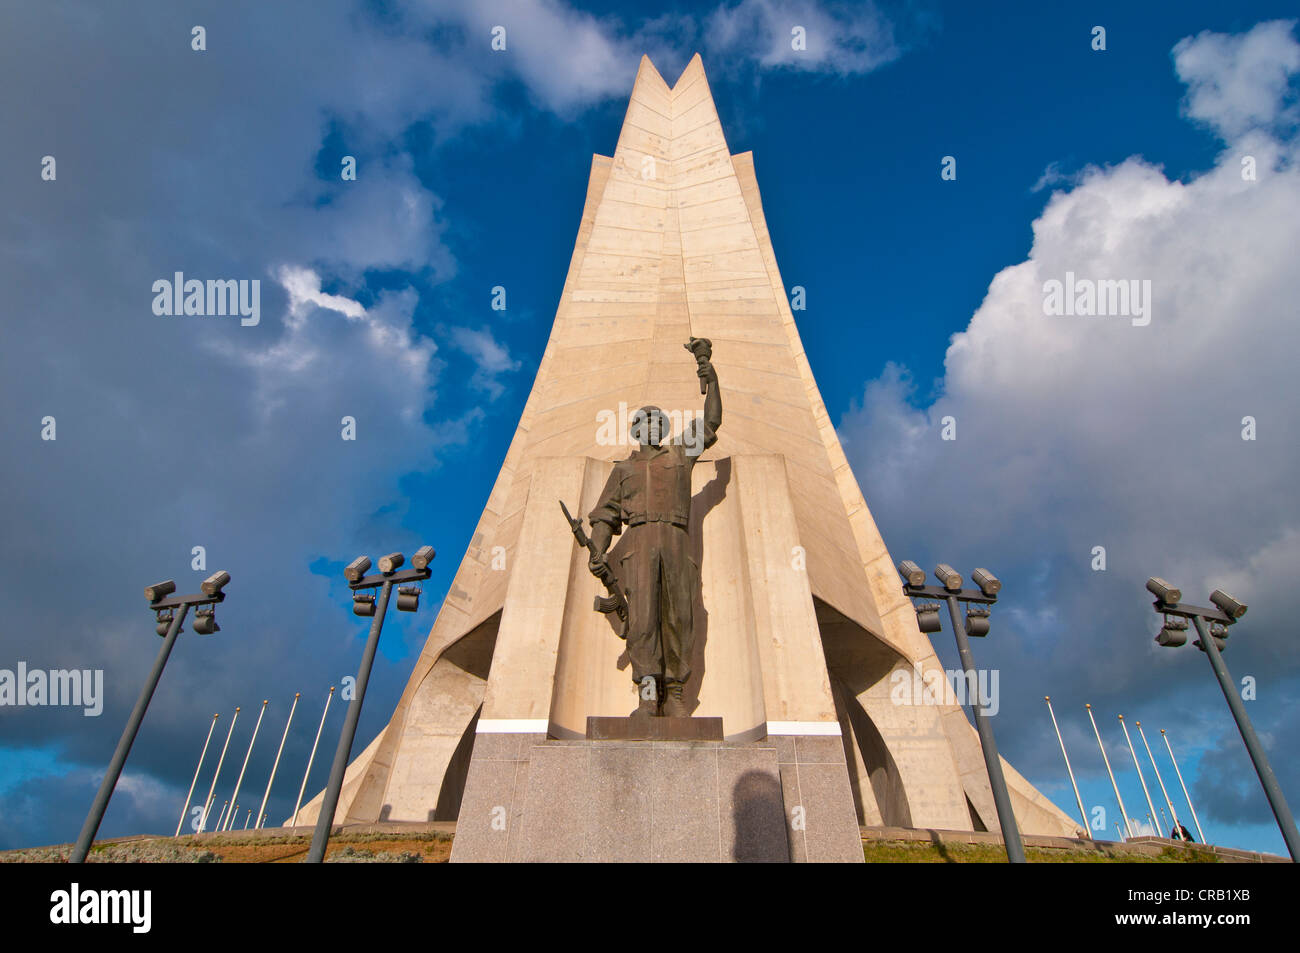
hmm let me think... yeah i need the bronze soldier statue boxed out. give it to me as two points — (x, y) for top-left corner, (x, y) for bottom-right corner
(586, 338), (721, 717)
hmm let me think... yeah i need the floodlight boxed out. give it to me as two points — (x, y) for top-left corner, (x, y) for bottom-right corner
(971, 568), (1001, 597)
(965, 606), (990, 637)
(411, 546), (436, 571)
(378, 552), (404, 574)
(897, 560), (925, 587)
(1209, 589), (1247, 620)
(1196, 623), (1227, 654)
(192, 607), (220, 635)
(145, 580), (176, 603)
(396, 586), (421, 612)
(915, 603), (942, 634)
(353, 594), (376, 617)
(1146, 577), (1182, 605)
(344, 556), (371, 583)
(155, 609), (176, 637)
(934, 564), (962, 591)
(201, 570), (231, 596)
(1155, 617), (1188, 647)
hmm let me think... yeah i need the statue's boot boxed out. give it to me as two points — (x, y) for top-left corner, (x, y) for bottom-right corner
(636, 675), (660, 716)
(662, 681), (688, 717)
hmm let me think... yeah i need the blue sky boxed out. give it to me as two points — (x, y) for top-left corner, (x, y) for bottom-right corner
(1, 0), (1298, 856)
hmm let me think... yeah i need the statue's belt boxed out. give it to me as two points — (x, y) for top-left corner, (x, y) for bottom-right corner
(626, 515), (689, 529)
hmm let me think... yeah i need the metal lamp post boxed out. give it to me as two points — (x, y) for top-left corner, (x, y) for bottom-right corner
(306, 547), (434, 863)
(1145, 577), (1299, 861)
(898, 561), (1025, 863)
(71, 572), (230, 863)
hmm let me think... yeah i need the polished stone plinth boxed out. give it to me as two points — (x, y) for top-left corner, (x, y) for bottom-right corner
(450, 730), (863, 863)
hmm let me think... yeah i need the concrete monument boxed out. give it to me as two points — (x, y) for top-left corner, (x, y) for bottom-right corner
(292, 54), (1078, 862)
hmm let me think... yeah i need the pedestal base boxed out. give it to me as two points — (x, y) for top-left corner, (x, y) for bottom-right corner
(451, 729), (864, 862)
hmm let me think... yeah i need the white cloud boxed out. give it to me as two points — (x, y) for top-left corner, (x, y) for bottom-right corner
(206, 266), (438, 424)
(1174, 19), (1300, 140)
(291, 157), (456, 281)
(448, 325), (523, 400)
(840, 20), (1300, 708)
(411, 0), (904, 116)
(280, 266), (367, 321)
(706, 0), (899, 75)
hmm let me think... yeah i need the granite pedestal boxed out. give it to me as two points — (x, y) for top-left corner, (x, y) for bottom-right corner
(450, 725), (864, 863)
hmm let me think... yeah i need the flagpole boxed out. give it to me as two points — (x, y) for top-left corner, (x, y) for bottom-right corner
(222, 700), (267, 831)
(199, 707), (239, 833)
(293, 686), (334, 827)
(1137, 720), (1181, 839)
(1119, 715), (1159, 835)
(1162, 728), (1205, 843)
(1045, 696), (1090, 838)
(175, 713), (219, 837)
(256, 693), (299, 829)
(1086, 704), (1132, 838)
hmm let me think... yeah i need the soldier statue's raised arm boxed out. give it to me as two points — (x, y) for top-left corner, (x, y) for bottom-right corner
(585, 338), (721, 717)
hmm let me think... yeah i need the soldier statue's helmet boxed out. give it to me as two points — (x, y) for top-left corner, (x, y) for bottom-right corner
(630, 405), (670, 446)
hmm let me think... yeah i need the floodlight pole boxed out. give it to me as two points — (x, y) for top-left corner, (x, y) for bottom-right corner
(71, 603), (190, 862)
(1148, 584), (1298, 861)
(943, 593), (1025, 863)
(899, 564), (1024, 863)
(306, 558), (431, 863)
(1189, 614), (1298, 860)
(307, 578), (395, 863)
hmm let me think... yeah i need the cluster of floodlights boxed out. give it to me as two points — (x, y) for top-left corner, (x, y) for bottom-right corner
(1147, 578), (1245, 653)
(898, 561), (1001, 637)
(344, 547), (434, 616)
(146, 571), (231, 636)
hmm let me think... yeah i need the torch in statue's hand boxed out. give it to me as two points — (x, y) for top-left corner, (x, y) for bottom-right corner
(685, 337), (714, 395)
